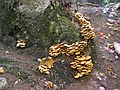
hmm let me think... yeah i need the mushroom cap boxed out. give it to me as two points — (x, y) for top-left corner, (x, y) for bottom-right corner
(16, 39), (26, 48)
(74, 12), (83, 19)
(76, 56), (85, 61)
(85, 56), (91, 60)
(74, 73), (83, 78)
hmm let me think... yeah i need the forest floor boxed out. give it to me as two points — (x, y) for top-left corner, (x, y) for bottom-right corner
(0, 4), (120, 90)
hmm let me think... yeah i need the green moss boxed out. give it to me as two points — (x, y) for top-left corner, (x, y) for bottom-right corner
(0, 0), (19, 36)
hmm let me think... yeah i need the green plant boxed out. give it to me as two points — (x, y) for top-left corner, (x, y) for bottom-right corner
(103, 0), (114, 4)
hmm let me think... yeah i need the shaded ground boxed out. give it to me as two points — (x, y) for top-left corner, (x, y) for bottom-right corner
(0, 5), (120, 90)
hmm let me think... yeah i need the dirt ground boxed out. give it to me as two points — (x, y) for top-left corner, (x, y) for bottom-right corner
(0, 5), (120, 90)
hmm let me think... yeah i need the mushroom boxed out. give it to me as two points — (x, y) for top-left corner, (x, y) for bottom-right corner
(70, 55), (93, 78)
(74, 73), (83, 78)
(49, 43), (68, 57)
(38, 65), (50, 74)
(37, 11), (95, 79)
(49, 41), (87, 56)
(74, 12), (96, 40)
(65, 41), (87, 56)
(74, 12), (83, 20)
(49, 44), (61, 56)
(80, 25), (95, 40)
(16, 39), (26, 48)
(78, 18), (91, 26)
(37, 56), (54, 74)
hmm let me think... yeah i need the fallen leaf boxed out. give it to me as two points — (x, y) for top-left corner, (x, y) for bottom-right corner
(45, 81), (53, 89)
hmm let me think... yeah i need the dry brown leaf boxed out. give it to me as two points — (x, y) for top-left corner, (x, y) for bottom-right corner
(45, 81), (53, 89)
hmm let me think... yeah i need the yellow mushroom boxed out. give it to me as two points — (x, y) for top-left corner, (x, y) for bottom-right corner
(38, 57), (54, 74)
(74, 73), (83, 78)
(74, 12), (83, 19)
(16, 39), (26, 48)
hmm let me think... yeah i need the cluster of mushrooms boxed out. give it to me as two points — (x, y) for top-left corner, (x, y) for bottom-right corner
(74, 12), (95, 40)
(37, 12), (95, 78)
(49, 41), (87, 56)
(70, 55), (93, 78)
(38, 57), (54, 74)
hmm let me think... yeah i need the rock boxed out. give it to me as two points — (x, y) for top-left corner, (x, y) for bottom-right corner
(108, 19), (116, 23)
(115, 55), (119, 59)
(102, 8), (109, 14)
(18, 0), (50, 14)
(113, 42), (120, 54)
(0, 67), (5, 74)
(0, 77), (7, 90)
(114, 89), (120, 90)
(109, 12), (117, 17)
(113, 3), (120, 11)
(99, 86), (106, 90)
